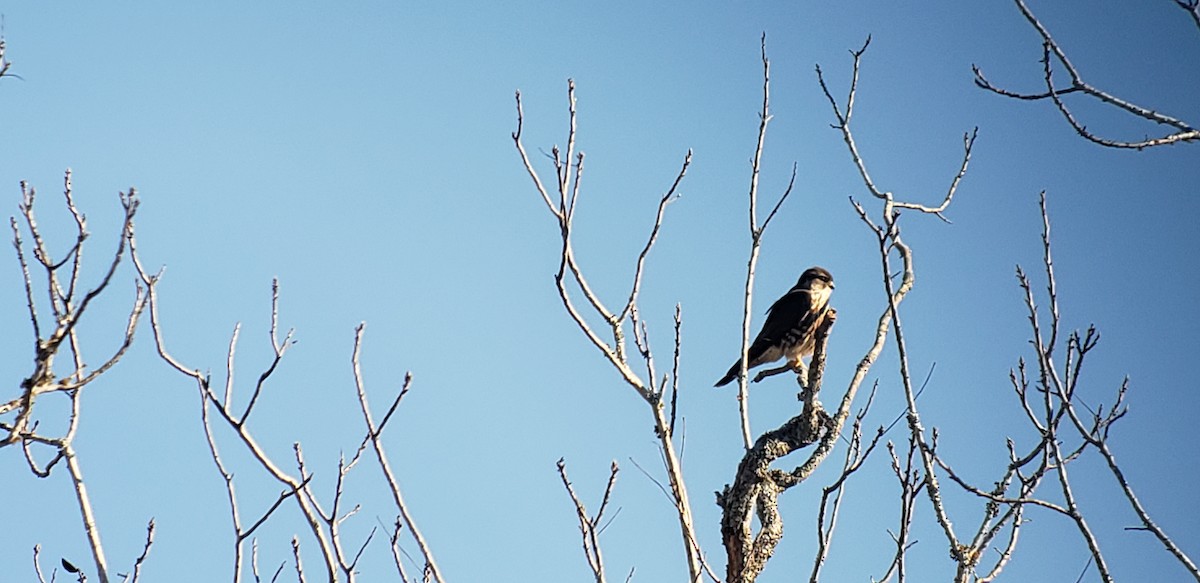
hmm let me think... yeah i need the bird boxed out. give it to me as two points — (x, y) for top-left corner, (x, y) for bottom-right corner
(714, 266), (835, 387)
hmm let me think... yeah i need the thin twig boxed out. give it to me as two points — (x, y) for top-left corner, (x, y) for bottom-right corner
(129, 247), (341, 578)
(973, 0), (1197, 149)
(351, 325), (445, 583)
(128, 519), (155, 583)
(734, 33), (777, 450)
(557, 458), (616, 583)
(513, 79), (706, 581)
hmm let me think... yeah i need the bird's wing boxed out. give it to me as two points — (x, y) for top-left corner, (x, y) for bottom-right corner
(756, 289), (816, 345)
(715, 288), (824, 387)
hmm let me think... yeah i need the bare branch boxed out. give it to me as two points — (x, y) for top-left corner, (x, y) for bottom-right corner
(816, 37), (884, 200)
(389, 519), (413, 582)
(240, 279), (292, 425)
(5, 177), (152, 583)
(1064, 396), (1200, 578)
(815, 38), (994, 580)
(733, 33), (784, 450)
(884, 234), (960, 544)
(557, 458), (617, 583)
(59, 284), (148, 391)
(511, 90), (560, 219)
(130, 250), (342, 578)
(1048, 425), (1113, 582)
(717, 313), (836, 583)
(127, 519), (155, 583)
(351, 326), (445, 583)
(1176, 0), (1200, 31)
(63, 443), (109, 582)
(514, 80), (706, 581)
(818, 41), (974, 216)
(348, 528), (377, 576)
(760, 163), (797, 232)
(11, 216), (40, 341)
(291, 537), (305, 583)
(198, 388), (247, 581)
(974, 0), (1198, 148)
(33, 545), (48, 583)
(0, 35), (13, 80)
(618, 151), (689, 326)
(892, 128), (977, 222)
(809, 383), (883, 583)
(933, 453), (1066, 515)
(225, 324), (240, 407)
(669, 304), (682, 439)
(244, 475), (314, 540)
(1032, 195), (1198, 579)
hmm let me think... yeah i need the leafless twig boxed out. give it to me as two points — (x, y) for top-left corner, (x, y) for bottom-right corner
(557, 459), (620, 583)
(731, 34), (802, 450)
(122, 519), (155, 583)
(33, 545), (49, 583)
(973, 0), (1198, 149)
(291, 537), (305, 583)
(809, 384), (883, 583)
(816, 39), (983, 582)
(5, 174), (147, 583)
(919, 193), (1198, 581)
(0, 35), (14, 80)
(514, 80), (706, 581)
(1175, 0), (1200, 30)
(351, 325), (444, 583)
(128, 244), (343, 579)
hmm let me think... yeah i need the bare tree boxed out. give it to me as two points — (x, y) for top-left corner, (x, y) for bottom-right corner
(4, 172), (153, 583)
(8, 13), (1197, 583)
(974, 0), (1198, 149)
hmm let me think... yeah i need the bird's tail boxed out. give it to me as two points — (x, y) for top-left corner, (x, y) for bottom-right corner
(714, 363), (740, 387)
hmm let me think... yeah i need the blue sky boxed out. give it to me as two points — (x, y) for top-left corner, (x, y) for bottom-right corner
(2, 1), (1198, 581)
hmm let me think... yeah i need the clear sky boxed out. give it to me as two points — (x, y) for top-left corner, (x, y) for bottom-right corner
(2, 1), (1197, 581)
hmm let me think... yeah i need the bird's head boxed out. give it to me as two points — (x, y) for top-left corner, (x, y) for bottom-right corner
(798, 267), (835, 306)
(798, 266), (834, 291)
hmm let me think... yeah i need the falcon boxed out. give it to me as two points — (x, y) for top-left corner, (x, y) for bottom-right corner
(714, 266), (835, 387)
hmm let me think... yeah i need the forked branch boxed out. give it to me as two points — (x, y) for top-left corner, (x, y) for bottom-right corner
(557, 459), (620, 583)
(513, 80), (706, 582)
(732, 35), (801, 449)
(818, 39), (984, 581)
(717, 312), (836, 583)
(974, 0), (1198, 149)
(351, 325), (444, 583)
(6, 174), (146, 583)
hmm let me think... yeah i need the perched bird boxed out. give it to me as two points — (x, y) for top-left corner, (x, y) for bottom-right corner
(715, 266), (835, 387)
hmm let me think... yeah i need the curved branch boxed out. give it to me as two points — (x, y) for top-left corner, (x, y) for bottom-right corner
(513, 80), (705, 582)
(975, 0), (1198, 149)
